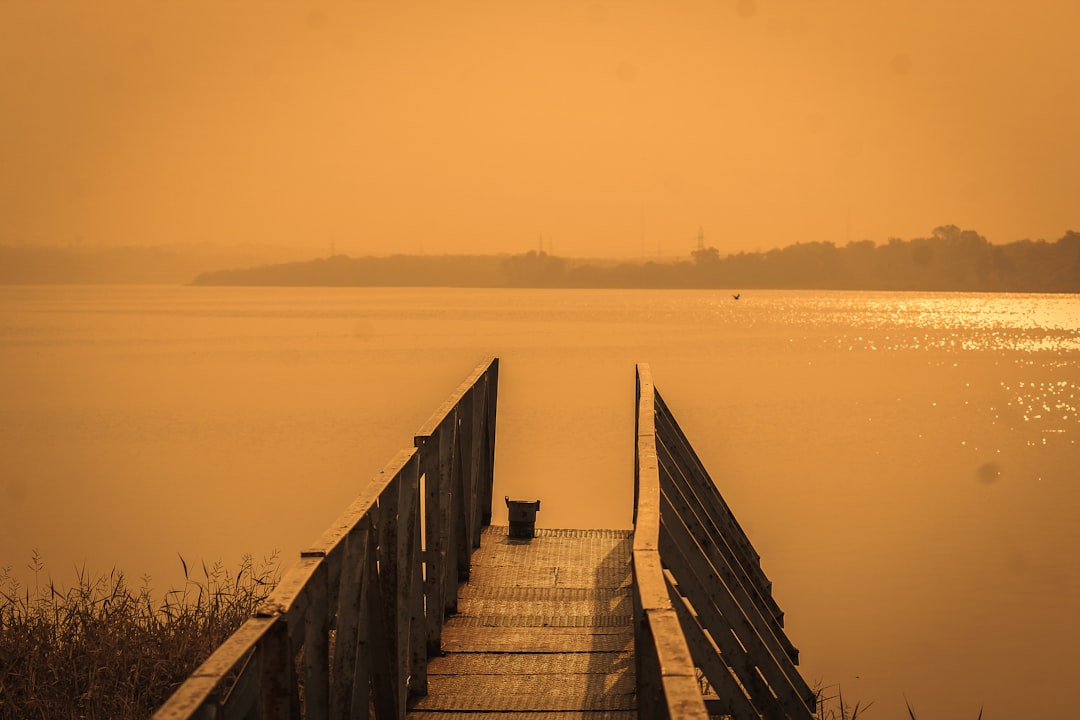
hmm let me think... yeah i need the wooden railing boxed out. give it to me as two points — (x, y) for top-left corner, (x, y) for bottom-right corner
(153, 357), (499, 720)
(632, 364), (710, 720)
(633, 363), (817, 720)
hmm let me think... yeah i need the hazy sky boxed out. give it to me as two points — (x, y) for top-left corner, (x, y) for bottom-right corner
(2, 1), (1077, 258)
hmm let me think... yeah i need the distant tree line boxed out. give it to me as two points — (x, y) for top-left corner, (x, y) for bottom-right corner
(192, 227), (1080, 293)
(0, 243), (310, 285)
(192, 254), (507, 287)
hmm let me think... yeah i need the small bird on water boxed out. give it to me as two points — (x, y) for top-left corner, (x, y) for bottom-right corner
(732, 293), (741, 300)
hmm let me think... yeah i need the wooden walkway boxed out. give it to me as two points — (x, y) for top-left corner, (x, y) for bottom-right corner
(409, 526), (637, 719)
(153, 358), (815, 720)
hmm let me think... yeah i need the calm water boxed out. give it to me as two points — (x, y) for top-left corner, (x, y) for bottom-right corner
(1, 285), (1077, 718)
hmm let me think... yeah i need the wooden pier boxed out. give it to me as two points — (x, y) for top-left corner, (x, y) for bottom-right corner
(153, 357), (816, 720)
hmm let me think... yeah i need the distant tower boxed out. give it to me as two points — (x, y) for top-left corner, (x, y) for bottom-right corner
(697, 227), (705, 252)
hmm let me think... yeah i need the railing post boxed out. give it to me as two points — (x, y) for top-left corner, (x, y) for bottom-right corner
(258, 619), (291, 720)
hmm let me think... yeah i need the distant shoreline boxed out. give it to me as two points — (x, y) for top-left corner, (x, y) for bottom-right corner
(4, 227), (1078, 292)
(191, 229), (1079, 293)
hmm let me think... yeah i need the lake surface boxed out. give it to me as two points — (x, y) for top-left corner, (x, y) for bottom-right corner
(1, 285), (1077, 718)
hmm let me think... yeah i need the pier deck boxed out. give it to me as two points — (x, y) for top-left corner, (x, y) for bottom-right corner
(409, 526), (636, 719)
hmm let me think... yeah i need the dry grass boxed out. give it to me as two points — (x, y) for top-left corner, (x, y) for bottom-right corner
(815, 683), (874, 720)
(905, 695), (984, 720)
(0, 549), (279, 720)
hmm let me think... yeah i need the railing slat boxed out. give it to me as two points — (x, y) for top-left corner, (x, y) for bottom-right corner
(666, 573), (761, 720)
(655, 392), (769, 584)
(303, 559), (330, 720)
(154, 617), (277, 719)
(657, 443), (796, 662)
(329, 517), (370, 718)
(659, 497), (808, 718)
(258, 619), (292, 720)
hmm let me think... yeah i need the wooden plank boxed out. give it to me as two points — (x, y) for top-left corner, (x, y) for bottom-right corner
(302, 560), (330, 720)
(654, 392), (770, 588)
(642, 609), (709, 720)
(367, 489), (398, 720)
(451, 410), (472, 583)
(479, 362), (499, 527)
(457, 388), (478, 550)
(411, 692), (636, 713)
(658, 515), (813, 719)
(666, 573), (762, 720)
(329, 519), (371, 719)
(153, 617), (277, 719)
(256, 556), (323, 647)
(258, 619), (291, 720)
(419, 437), (447, 653)
(403, 452), (428, 698)
(409, 713), (635, 720)
(658, 449), (796, 664)
(439, 627), (633, 653)
(442, 419), (462, 608)
(426, 651), (635, 675)
(220, 648), (259, 719)
(633, 436), (660, 554)
(377, 472), (404, 719)
(656, 422), (783, 629)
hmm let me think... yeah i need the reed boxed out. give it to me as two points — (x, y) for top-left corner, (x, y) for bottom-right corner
(0, 549), (280, 720)
(815, 683), (874, 720)
(905, 695), (984, 720)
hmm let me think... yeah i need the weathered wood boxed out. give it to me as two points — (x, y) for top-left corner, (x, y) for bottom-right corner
(403, 454), (428, 698)
(634, 363), (815, 720)
(635, 364), (816, 720)
(329, 517), (368, 718)
(157, 357), (812, 720)
(303, 560), (330, 720)
(407, 528), (637, 717)
(479, 363), (498, 526)
(657, 446), (797, 663)
(666, 573), (761, 720)
(659, 508), (802, 718)
(221, 647), (259, 718)
(654, 391), (778, 616)
(152, 617), (276, 719)
(632, 364), (710, 720)
(155, 359), (499, 720)
(419, 434), (447, 653)
(258, 619), (291, 720)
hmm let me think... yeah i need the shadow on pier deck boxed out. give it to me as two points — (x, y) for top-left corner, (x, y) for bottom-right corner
(413, 527), (636, 717)
(154, 357), (816, 720)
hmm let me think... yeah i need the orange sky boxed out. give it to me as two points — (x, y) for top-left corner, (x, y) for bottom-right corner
(2, 1), (1077, 258)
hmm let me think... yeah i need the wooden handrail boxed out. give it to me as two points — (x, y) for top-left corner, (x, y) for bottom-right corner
(153, 358), (499, 720)
(633, 363), (816, 720)
(632, 364), (710, 720)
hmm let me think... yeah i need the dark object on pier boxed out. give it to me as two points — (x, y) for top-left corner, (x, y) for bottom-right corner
(505, 496), (541, 539)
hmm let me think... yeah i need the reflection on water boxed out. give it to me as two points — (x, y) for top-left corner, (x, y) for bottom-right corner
(0, 286), (1076, 719)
